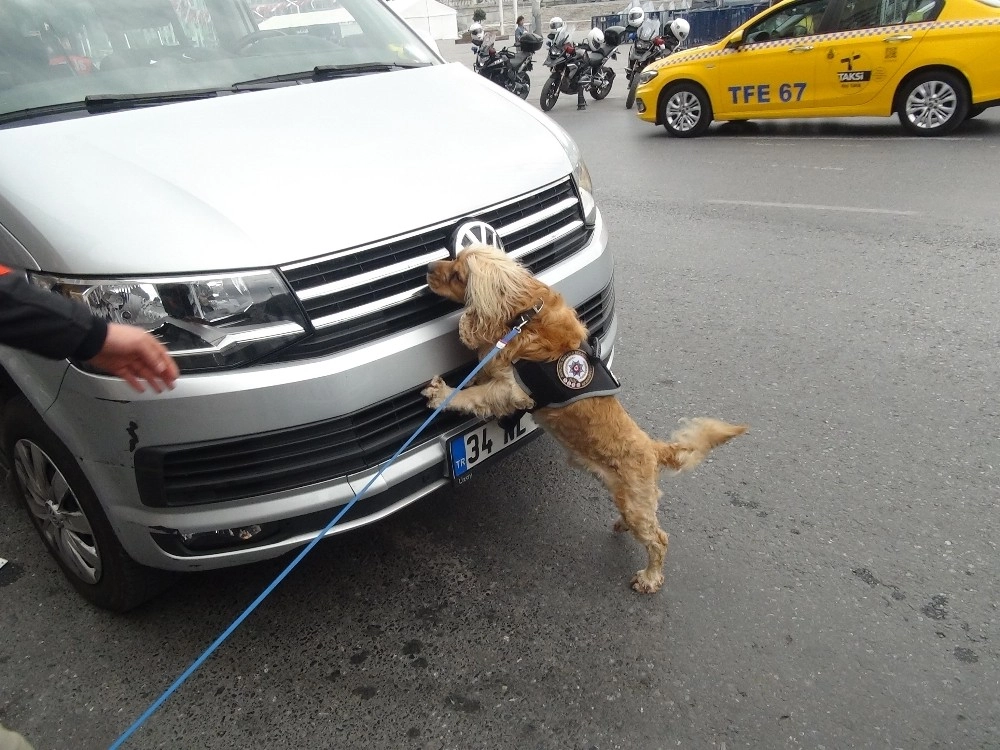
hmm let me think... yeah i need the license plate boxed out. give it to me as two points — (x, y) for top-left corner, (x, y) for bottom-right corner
(448, 413), (538, 484)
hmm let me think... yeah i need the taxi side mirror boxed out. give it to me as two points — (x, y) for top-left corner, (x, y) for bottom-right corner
(725, 30), (744, 48)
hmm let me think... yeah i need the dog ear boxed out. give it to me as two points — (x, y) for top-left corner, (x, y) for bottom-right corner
(464, 247), (535, 324)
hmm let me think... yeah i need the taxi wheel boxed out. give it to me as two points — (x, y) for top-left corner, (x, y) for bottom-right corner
(896, 71), (968, 136)
(2, 396), (176, 612)
(660, 83), (712, 138)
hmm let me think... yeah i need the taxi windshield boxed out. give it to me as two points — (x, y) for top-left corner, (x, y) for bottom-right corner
(0, 0), (438, 121)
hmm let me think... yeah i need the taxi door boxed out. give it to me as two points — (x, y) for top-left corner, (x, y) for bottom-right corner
(810, 0), (934, 109)
(713, 0), (836, 119)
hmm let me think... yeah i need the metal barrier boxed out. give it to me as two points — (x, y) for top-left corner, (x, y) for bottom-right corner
(593, 4), (768, 46)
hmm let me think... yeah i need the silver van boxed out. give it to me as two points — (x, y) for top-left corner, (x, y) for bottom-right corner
(0, 0), (616, 610)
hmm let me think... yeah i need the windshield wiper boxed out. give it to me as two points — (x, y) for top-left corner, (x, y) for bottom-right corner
(0, 64), (430, 125)
(0, 89), (232, 125)
(84, 89), (228, 111)
(232, 62), (430, 90)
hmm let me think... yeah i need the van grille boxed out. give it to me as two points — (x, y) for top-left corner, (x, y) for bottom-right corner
(273, 177), (590, 362)
(134, 281), (616, 508)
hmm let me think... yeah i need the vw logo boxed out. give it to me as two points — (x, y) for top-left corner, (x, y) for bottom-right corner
(450, 219), (503, 258)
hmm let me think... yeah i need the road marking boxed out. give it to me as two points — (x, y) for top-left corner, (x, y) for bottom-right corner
(707, 200), (917, 216)
(743, 135), (981, 142)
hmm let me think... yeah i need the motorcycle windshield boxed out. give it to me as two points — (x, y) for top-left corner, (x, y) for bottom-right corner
(637, 20), (659, 42)
(550, 25), (574, 49)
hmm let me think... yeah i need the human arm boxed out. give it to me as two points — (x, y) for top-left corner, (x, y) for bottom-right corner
(0, 266), (178, 392)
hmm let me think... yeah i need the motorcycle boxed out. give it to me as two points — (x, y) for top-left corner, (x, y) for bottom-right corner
(473, 31), (542, 100)
(625, 20), (679, 110)
(539, 25), (625, 111)
(625, 17), (690, 110)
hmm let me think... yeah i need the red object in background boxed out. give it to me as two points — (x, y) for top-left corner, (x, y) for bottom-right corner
(49, 55), (94, 74)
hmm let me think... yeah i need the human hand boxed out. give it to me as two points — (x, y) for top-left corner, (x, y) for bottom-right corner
(86, 323), (179, 393)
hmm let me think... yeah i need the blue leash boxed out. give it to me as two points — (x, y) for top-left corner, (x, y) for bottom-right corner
(109, 324), (524, 749)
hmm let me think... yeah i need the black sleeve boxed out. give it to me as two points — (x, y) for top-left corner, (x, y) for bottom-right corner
(0, 270), (108, 360)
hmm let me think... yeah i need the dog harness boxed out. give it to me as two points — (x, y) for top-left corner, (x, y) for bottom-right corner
(506, 302), (621, 410)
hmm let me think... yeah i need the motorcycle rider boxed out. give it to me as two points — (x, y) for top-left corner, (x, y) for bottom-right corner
(626, 6), (645, 40)
(470, 21), (485, 45)
(546, 16), (565, 44)
(469, 21), (485, 70)
(577, 27), (605, 110)
(667, 17), (690, 49)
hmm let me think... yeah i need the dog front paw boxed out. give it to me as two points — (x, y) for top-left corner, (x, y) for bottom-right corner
(421, 375), (452, 409)
(631, 570), (664, 594)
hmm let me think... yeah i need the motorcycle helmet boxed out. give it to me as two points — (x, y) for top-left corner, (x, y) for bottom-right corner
(586, 27), (605, 48)
(548, 16), (564, 34)
(668, 18), (690, 43)
(626, 7), (645, 28)
(469, 22), (484, 43)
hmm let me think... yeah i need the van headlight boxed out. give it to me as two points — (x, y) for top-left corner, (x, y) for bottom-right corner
(573, 157), (597, 227)
(529, 114), (598, 226)
(31, 269), (309, 373)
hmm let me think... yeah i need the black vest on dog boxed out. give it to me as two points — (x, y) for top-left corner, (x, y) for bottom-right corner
(512, 339), (620, 409)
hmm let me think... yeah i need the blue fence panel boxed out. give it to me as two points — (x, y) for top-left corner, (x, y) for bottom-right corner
(593, 4), (769, 47)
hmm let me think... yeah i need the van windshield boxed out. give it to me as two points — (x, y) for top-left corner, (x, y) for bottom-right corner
(0, 0), (439, 121)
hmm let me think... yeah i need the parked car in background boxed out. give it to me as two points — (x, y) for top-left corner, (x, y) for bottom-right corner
(0, 0), (616, 611)
(634, 0), (1000, 136)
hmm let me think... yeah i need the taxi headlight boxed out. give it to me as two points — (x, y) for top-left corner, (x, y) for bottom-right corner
(31, 269), (309, 373)
(638, 69), (658, 85)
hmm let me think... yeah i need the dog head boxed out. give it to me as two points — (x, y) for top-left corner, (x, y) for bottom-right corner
(426, 245), (539, 321)
(427, 244), (588, 357)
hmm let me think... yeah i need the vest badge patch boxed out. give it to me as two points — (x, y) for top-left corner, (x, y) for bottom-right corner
(556, 350), (594, 390)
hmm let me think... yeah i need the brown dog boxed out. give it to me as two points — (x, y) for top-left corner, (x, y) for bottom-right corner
(422, 245), (747, 593)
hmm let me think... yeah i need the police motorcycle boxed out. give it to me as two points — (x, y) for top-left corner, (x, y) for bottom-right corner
(624, 14), (691, 109)
(473, 29), (543, 99)
(539, 19), (625, 111)
(586, 25), (626, 103)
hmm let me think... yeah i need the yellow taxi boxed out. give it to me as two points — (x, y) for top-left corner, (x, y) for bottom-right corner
(634, 0), (1000, 136)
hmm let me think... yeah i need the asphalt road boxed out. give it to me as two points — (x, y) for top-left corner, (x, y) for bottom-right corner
(2, 53), (999, 750)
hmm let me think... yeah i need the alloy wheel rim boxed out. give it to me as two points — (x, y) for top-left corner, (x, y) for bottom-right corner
(905, 80), (957, 130)
(666, 91), (701, 132)
(14, 439), (101, 584)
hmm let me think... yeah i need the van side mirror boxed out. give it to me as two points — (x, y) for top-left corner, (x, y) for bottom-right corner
(725, 31), (744, 49)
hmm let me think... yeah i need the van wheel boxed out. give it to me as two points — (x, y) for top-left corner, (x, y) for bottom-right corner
(660, 82), (712, 137)
(896, 71), (968, 136)
(2, 397), (175, 612)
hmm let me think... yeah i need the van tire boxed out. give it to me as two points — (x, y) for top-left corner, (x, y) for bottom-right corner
(2, 396), (175, 612)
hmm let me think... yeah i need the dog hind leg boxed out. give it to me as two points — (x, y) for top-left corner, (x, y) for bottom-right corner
(610, 477), (668, 594)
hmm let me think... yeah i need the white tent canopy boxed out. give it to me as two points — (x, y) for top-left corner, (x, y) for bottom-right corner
(388, 0), (459, 41)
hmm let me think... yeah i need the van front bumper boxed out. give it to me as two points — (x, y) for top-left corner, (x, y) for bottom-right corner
(43, 212), (615, 572)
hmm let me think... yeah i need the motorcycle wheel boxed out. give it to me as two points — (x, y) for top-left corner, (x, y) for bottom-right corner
(625, 71), (641, 110)
(589, 68), (614, 101)
(514, 72), (530, 100)
(540, 75), (561, 111)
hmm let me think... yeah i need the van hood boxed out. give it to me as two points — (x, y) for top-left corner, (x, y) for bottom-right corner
(0, 64), (571, 275)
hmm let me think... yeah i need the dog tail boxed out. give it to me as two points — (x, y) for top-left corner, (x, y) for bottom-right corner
(655, 418), (748, 472)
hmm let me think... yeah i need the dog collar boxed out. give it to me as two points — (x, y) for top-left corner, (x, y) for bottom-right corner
(508, 300), (544, 331)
